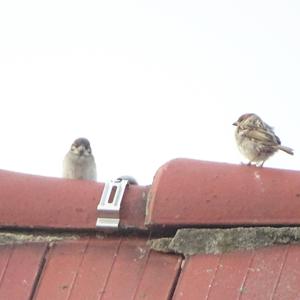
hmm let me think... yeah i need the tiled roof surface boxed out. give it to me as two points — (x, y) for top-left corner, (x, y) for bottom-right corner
(0, 243), (47, 299)
(0, 237), (181, 300)
(1, 158), (300, 299)
(35, 237), (181, 300)
(174, 245), (300, 300)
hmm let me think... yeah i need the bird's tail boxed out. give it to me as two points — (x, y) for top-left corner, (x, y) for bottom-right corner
(278, 145), (294, 155)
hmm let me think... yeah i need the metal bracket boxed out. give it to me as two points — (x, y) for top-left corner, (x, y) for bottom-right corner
(96, 179), (128, 228)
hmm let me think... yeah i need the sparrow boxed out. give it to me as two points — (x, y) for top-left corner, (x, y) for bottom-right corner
(117, 175), (138, 185)
(233, 113), (293, 167)
(63, 137), (97, 181)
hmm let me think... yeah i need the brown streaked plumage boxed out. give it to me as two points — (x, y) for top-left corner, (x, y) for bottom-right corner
(233, 113), (293, 167)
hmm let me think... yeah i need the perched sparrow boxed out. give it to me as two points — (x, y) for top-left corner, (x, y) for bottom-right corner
(233, 113), (293, 167)
(63, 137), (97, 181)
(117, 175), (138, 185)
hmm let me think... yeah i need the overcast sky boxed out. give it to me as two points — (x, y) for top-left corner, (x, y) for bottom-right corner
(0, 1), (299, 184)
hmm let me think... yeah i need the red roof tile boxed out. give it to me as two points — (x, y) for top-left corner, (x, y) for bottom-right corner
(173, 245), (300, 300)
(0, 169), (148, 230)
(146, 159), (300, 227)
(29, 237), (181, 299)
(0, 243), (47, 300)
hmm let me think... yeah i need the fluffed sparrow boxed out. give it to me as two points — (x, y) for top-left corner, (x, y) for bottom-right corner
(63, 137), (97, 180)
(233, 113), (293, 167)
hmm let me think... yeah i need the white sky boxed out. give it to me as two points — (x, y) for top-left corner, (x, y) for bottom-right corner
(0, 1), (299, 184)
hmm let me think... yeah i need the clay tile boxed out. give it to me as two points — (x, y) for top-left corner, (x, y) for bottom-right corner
(0, 170), (148, 230)
(146, 158), (300, 227)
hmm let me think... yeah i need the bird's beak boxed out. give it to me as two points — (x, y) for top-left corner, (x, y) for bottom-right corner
(78, 145), (85, 155)
(232, 122), (238, 126)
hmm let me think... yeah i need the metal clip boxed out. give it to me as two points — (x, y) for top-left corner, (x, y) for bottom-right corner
(96, 179), (128, 228)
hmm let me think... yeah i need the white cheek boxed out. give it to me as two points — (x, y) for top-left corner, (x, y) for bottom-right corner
(72, 148), (80, 155)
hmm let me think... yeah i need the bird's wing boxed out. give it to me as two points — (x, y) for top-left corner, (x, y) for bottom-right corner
(240, 127), (280, 145)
